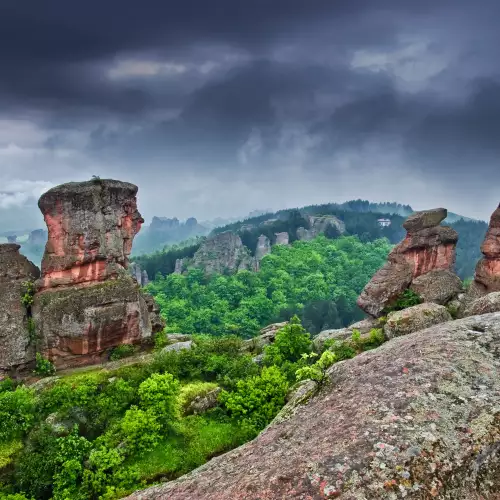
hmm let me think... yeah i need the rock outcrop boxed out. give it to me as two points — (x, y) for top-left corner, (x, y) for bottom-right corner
(409, 269), (462, 305)
(313, 317), (381, 350)
(174, 258), (184, 274)
(129, 262), (149, 286)
(357, 209), (459, 317)
(27, 229), (48, 246)
(463, 291), (500, 317)
(37, 179), (143, 290)
(255, 235), (271, 262)
(191, 232), (254, 274)
(0, 244), (40, 374)
(33, 179), (163, 369)
(296, 215), (346, 241)
(127, 312), (500, 500)
(7, 235), (17, 243)
(384, 302), (452, 339)
(275, 232), (289, 245)
(472, 204), (500, 294)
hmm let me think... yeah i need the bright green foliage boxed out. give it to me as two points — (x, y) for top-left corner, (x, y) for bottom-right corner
(138, 373), (180, 425)
(0, 494), (33, 499)
(118, 407), (161, 454)
(220, 366), (289, 434)
(147, 236), (392, 336)
(263, 316), (312, 366)
(0, 386), (36, 441)
(383, 289), (422, 313)
(296, 350), (337, 384)
(20, 280), (36, 309)
(109, 344), (137, 361)
(33, 353), (56, 376)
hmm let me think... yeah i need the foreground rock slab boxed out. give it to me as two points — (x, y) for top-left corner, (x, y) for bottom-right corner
(127, 313), (500, 500)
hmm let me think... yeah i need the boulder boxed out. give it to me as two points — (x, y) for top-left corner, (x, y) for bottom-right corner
(402, 207), (447, 232)
(185, 387), (222, 415)
(165, 334), (192, 344)
(384, 302), (452, 339)
(313, 318), (380, 350)
(126, 313), (500, 500)
(242, 322), (288, 352)
(463, 291), (500, 317)
(473, 204), (500, 293)
(0, 244), (40, 373)
(409, 269), (462, 305)
(162, 341), (193, 353)
(357, 255), (413, 317)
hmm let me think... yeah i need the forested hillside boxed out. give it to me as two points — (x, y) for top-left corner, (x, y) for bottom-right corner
(146, 236), (391, 337)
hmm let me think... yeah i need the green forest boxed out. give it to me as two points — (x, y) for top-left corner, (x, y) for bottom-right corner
(146, 236), (391, 337)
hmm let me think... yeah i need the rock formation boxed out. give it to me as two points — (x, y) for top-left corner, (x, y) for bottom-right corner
(274, 232), (289, 245)
(174, 258), (184, 274)
(129, 262), (149, 286)
(472, 204), (500, 294)
(296, 215), (346, 241)
(33, 179), (163, 369)
(255, 234), (271, 267)
(191, 232), (254, 274)
(7, 235), (17, 243)
(150, 216), (180, 232)
(358, 208), (460, 317)
(127, 312), (500, 500)
(0, 244), (40, 374)
(27, 229), (48, 246)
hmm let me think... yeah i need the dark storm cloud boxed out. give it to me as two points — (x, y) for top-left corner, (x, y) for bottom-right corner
(2, 0), (500, 224)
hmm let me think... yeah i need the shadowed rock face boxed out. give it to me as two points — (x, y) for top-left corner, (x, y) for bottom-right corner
(358, 209), (459, 317)
(0, 244), (40, 373)
(474, 205), (500, 293)
(33, 179), (163, 369)
(126, 313), (500, 500)
(38, 179), (143, 291)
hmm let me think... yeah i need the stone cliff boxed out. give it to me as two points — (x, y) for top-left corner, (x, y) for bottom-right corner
(358, 208), (460, 317)
(127, 312), (500, 500)
(296, 215), (346, 241)
(0, 244), (40, 375)
(32, 179), (163, 369)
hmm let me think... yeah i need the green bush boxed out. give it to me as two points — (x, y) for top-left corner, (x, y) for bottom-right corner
(296, 350), (336, 384)
(0, 386), (36, 442)
(109, 344), (137, 361)
(220, 366), (288, 434)
(178, 382), (218, 414)
(383, 289), (422, 313)
(118, 407), (161, 455)
(138, 373), (180, 425)
(33, 353), (56, 377)
(263, 316), (312, 366)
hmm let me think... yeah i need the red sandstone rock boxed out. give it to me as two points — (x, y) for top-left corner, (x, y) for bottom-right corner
(474, 205), (500, 293)
(358, 209), (459, 317)
(38, 179), (143, 291)
(33, 179), (163, 368)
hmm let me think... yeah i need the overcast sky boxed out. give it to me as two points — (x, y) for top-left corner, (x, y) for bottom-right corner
(1, 0), (499, 231)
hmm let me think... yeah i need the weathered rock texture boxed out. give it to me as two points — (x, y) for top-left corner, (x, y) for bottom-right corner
(313, 317), (381, 350)
(296, 215), (346, 241)
(409, 270), (462, 305)
(255, 235), (271, 263)
(127, 313), (500, 500)
(464, 291), (500, 317)
(384, 302), (452, 339)
(191, 232), (254, 274)
(358, 209), (459, 317)
(38, 179), (143, 290)
(33, 179), (163, 369)
(129, 262), (149, 286)
(274, 232), (289, 245)
(0, 244), (40, 374)
(473, 204), (500, 294)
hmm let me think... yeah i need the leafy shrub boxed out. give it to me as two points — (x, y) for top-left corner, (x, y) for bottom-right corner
(350, 328), (385, 352)
(220, 366), (288, 434)
(118, 407), (161, 455)
(0, 378), (16, 393)
(138, 373), (180, 425)
(383, 289), (422, 313)
(20, 280), (36, 309)
(263, 316), (312, 366)
(109, 344), (137, 361)
(296, 350), (336, 384)
(0, 386), (36, 442)
(34, 353), (56, 376)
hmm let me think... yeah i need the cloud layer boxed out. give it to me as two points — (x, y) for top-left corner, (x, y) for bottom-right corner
(1, 0), (500, 228)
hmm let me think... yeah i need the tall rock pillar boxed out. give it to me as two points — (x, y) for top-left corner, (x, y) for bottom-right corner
(33, 179), (163, 368)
